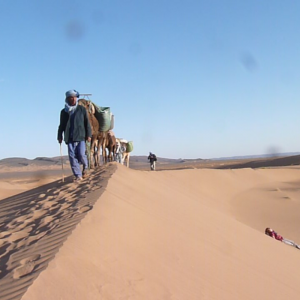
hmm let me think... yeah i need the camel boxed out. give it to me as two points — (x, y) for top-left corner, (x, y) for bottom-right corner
(104, 130), (116, 162)
(94, 131), (108, 166)
(78, 99), (107, 168)
(78, 99), (99, 168)
(116, 138), (132, 167)
(122, 151), (131, 168)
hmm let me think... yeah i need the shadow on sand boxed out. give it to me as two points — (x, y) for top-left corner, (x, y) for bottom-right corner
(0, 163), (116, 300)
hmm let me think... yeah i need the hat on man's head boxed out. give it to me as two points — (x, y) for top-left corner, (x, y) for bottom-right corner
(65, 89), (80, 98)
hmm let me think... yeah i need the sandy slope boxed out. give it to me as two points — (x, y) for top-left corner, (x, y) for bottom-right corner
(20, 164), (300, 300)
(0, 165), (115, 300)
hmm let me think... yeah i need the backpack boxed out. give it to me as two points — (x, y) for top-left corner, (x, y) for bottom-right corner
(150, 154), (157, 161)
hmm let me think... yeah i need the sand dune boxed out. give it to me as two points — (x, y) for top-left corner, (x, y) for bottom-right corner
(8, 164), (298, 300)
(0, 164), (115, 300)
(216, 154), (300, 169)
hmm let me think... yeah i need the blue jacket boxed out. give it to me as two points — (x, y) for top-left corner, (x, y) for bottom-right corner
(57, 105), (92, 144)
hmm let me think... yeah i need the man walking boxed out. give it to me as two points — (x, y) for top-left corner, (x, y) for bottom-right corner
(57, 90), (92, 182)
(148, 152), (157, 171)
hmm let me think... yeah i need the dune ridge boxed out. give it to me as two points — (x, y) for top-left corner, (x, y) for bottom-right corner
(20, 164), (300, 300)
(0, 164), (116, 300)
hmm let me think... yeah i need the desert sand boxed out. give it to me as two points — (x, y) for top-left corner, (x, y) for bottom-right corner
(1, 161), (300, 300)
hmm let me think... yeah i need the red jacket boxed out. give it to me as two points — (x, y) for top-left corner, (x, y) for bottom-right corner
(270, 231), (283, 241)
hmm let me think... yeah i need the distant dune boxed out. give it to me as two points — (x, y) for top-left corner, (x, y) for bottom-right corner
(3, 153), (299, 172)
(216, 154), (300, 169)
(0, 157), (70, 169)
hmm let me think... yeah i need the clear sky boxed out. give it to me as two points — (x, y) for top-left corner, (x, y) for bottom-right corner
(1, 0), (300, 159)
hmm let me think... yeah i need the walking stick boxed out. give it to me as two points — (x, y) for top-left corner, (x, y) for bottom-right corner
(60, 143), (65, 182)
(86, 140), (91, 169)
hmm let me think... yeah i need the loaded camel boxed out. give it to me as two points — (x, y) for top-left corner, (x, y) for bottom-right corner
(116, 138), (132, 167)
(104, 130), (117, 163)
(78, 99), (107, 168)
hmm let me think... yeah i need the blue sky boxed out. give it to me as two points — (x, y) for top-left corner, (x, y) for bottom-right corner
(1, 0), (300, 159)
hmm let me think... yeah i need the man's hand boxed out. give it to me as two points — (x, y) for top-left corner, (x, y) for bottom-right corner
(86, 137), (91, 143)
(58, 139), (62, 144)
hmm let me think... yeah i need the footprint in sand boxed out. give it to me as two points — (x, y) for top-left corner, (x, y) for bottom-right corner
(13, 254), (41, 279)
(41, 199), (60, 209)
(30, 208), (48, 219)
(37, 194), (56, 204)
(59, 203), (72, 211)
(40, 215), (54, 224)
(88, 186), (97, 191)
(0, 231), (11, 239)
(48, 204), (61, 212)
(34, 216), (60, 235)
(7, 214), (37, 232)
(18, 221), (58, 246)
(7, 226), (33, 243)
(0, 239), (7, 248)
(65, 196), (77, 203)
(13, 215), (29, 223)
(54, 190), (68, 199)
(0, 242), (18, 259)
(78, 205), (92, 213)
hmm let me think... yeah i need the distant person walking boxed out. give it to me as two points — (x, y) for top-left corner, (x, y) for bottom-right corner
(120, 143), (127, 164)
(57, 90), (92, 182)
(265, 228), (300, 249)
(148, 152), (157, 171)
(115, 140), (122, 163)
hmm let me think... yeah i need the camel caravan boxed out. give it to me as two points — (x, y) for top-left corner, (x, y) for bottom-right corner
(78, 97), (133, 168)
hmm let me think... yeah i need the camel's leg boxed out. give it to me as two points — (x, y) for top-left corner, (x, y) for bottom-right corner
(108, 147), (113, 162)
(105, 147), (110, 163)
(90, 138), (96, 169)
(92, 140), (97, 167)
(105, 138), (110, 163)
(122, 152), (128, 167)
(95, 139), (102, 167)
(110, 144), (115, 162)
(106, 147), (110, 162)
(106, 148), (110, 162)
(85, 141), (91, 169)
(123, 153), (126, 166)
(126, 153), (130, 167)
(96, 134), (104, 166)
(110, 147), (114, 162)
(96, 151), (100, 167)
(112, 145), (117, 161)
(101, 137), (107, 164)
(95, 147), (100, 167)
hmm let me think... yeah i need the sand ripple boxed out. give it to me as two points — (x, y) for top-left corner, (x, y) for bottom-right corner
(0, 164), (115, 300)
